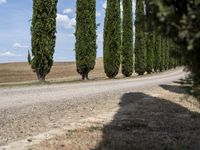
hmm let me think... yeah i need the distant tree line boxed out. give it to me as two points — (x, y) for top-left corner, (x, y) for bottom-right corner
(30, 0), (185, 82)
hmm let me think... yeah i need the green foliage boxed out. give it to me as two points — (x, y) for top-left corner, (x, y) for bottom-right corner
(168, 38), (174, 69)
(122, 0), (134, 77)
(154, 32), (161, 72)
(31, 0), (57, 81)
(75, 0), (97, 80)
(160, 37), (165, 71)
(170, 41), (179, 69)
(135, 0), (146, 75)
(150, 0), (200, 89)
(28, 50), (31, 65)
(146, 33), (154, 74)
(145, 0), (154, 74)
(103, 0), (121, 78)
(164, 38), (170, 70)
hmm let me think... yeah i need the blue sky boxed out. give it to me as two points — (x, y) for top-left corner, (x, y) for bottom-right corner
(0, 0), (135, 63)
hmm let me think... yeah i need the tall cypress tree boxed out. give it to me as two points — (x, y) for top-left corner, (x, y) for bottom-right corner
(135, 0), (146, 75)
(28, 50), (31, 65)
(171, 40), (176, 69)
(122, 0), (134, 77)
(174, 43), (179, 68)
(164, 38), (170, 70)
(145, 0), (154, 74)
(168, 38), (174, 69)
(154, 32), (161, 72)
(31, 0), (57, 81)
(75, 0), (97, 80)
(146, 33), (154, 74)
(160, 37), (165, 72)
(103, 0), (121, 78)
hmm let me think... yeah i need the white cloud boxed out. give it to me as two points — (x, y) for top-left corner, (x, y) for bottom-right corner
(63, 8), (73, 14)
(57, 13), (76, 29)
(0, 0), (7, 5)
(0, 51), (21, 57)
(97, 33), (103, 43)
(96, 12), (101, 17)
(103, 1), (107, 10)
(13, 43), (29, 49)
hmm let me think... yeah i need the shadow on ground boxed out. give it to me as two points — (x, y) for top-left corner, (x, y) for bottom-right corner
(173, 78), (200, 100)
(92, 92), (200, 150)
(159, 84), (189, 94)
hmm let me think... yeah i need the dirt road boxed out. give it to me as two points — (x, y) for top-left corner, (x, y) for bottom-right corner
(0, 69), (190, 149)
(0, 69), (185, 109)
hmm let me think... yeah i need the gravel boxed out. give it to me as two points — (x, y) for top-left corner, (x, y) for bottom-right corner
(0, 69), (186, 148)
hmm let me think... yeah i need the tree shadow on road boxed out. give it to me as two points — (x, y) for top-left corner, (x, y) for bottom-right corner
(173, 78), (200, 100)
(92, 92), (200, 150)
(159, 84), (190, 94)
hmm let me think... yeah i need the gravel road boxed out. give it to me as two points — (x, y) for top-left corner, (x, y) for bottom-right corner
(0, 68), (186, 148)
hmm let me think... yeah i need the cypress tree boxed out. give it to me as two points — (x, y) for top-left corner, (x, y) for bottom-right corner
(160, 37), (165, 72)
(145, 0), (154, 74)
(168, 38), (174, 69)
(153, 32), (161, 72)
(164, 38), (170, 70)
(122, 0), (134, 77)
(171, 41), (176, 69)
(31, 0), (58, 81)
(135, 0), (146, 75)
(174, 43), (179, 68)
(28, 50), (31, 65)
(75, 0), (97, 80)
(146, 33), (154, 74)
(103, 0), (121, 78)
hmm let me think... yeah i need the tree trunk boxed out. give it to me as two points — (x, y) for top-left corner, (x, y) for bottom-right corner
(36, 71), (45, 81)
(82, 74), (88, 80)
(81, 73), (89, 80)
(82, 74), (85, 80)
(86, 73), (89, 80)
(138, 72), (144, 76)
(147, 71), (151, 74)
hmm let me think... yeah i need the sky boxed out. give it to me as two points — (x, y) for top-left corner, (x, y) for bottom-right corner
(0, 0), (135, 63)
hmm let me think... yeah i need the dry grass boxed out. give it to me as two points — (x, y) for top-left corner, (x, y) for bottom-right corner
(0, 58), (118, 84)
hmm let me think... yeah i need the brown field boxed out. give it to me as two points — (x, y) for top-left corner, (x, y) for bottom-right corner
(0, 58), (121, 84)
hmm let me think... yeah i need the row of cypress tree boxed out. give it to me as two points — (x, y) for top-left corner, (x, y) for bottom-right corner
(76, 0), (134, 79)
(31, 0), (98, 81)
(103, 0), (181, 78)
(30, 0), (182, 81)
(134, 0), (182, 76)
(103, 0), (135, 79)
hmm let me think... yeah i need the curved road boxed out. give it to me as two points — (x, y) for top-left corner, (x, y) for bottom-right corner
(0, 68), (186, 148)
